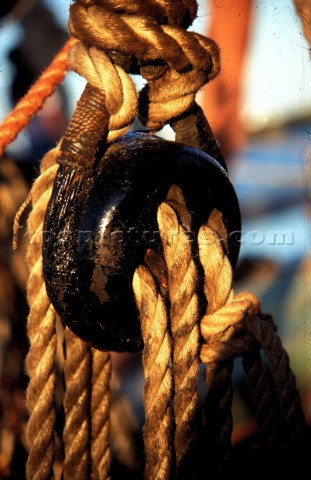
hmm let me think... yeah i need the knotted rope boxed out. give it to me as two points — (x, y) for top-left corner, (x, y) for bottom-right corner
(68, 0), (219, 130)
(198, 217), (307, 474)
(15, 1), (220, 478)
(133, 196), (308, 478)
(0, 0), (308, 478)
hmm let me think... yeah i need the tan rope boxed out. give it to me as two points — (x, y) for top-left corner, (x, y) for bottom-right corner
(21, 4), (139, 478)
(62, 329), (92, 480)
(10, 1), (306, 477)
(197, 213), (235, 473)
(245, 315), (307, 451)
(242, 351), (279, 448)
(157, 192), (200, 477)
(67, 37), (137, 144)
(198, 216), (307, 467)
(90, 348), (112, 480)
(25, 147), (59, 480)
(133, 251), (173, 480)
(25, 146), (113, 480)
(132, 195), (308, 476)
(68, 0), (220, 130)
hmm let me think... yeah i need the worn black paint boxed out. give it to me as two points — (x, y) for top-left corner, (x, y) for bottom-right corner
(42, 132), (241, 352)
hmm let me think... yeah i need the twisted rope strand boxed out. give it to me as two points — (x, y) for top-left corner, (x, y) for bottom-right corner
(69, 2), (214, 72)
(68, 0), (220, 130)
(198, 215), (307, 465)
(81, 0), (198, 28)
(198, 215), (235, 474)
(157, 198), (200, 478)
(90, 348), (112, 480)
(62, 328), (91, 480)
(133, 258), (173, 480)
(25, 147), (60, 480)
(246, 316), (307, 451)
(68, 44), (137, 143)
(242, 351), (279, 448)
(0, 38), (76, 158)
(199, 220), (278, 460)
(22, 7), (139, 478)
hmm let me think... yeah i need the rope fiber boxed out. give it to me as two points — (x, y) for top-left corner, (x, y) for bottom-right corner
(0, 0), (308, 478)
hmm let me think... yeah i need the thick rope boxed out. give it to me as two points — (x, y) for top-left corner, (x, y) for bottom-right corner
(62, 329), (92, 480)
(20, 5), (138, 479)
(245, 315), (307, 453)
(68, 0), (220, 130)
(90, 348), (112, 480)
(157, 194), (200, 477)
(242, 351), (279, 449)
(133, 251), (173, 480)
(25, 147), (59, 480)
(197, 212), (235, 474)
(25, 149), (113, 480)
(68, 44), (137, 143)
(0, 38), (76, 158)
(1, 2), (307, 476)
(198, 215), (307, 467)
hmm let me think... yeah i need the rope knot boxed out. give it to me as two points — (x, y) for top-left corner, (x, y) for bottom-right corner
(200, 291), (265, 363)
(68, 0), (220, 132)
(138, 32), (220, 129)
(197, 215), (278, 364)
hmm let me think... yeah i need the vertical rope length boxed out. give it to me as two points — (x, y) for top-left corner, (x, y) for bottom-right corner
(62, 329), (92, 480)
(133, 254), (173, 480)
(198, 213), (235, 474)
(246, 316), (307, 454)
(157, 196), (200, 478)
(90, 349), (112, 480)
(25, 148), (60, 480)
(242, 351), (279, 449)
(198, 213), (308, 473)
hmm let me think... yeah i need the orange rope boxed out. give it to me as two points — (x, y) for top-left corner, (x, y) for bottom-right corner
(0, 37), (77, 158)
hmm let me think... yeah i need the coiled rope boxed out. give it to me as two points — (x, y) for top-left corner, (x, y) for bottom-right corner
(0, 0), (308, 478)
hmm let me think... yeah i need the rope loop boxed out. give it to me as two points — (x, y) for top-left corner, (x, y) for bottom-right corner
(68, 0), (220, 131)
(198, 219), (277, 364)
(197, 211), (307, 471)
